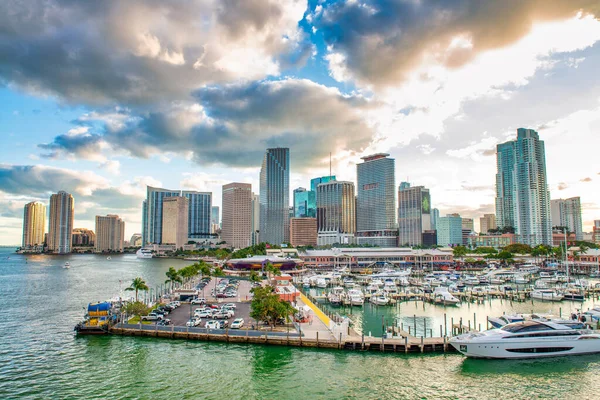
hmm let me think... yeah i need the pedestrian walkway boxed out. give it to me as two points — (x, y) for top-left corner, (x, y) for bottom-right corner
(299, 292), (331, 326)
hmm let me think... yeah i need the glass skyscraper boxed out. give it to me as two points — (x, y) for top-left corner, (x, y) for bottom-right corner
(259, 148), (290, 245)
(144, 186), (181, 245)
(310, 176), (336, 192)
(183, 190), (212, 239)
(316, 181), (355, 245)
(356, 153), (397, 246)
(293, 187), (316, 218)
(495, 128), (552, 246)
(397, 182), (431, 246)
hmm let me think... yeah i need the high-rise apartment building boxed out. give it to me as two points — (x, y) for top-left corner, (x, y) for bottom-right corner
(222, 183), (252, 249)
(551, 197), (583, 240)
(436, 215), (463, 247)
(130, 233), (142, 247)
(251, 193), (260, 245)
(293, 187), (316, 218)
(290, 218), (318, 247)
(211, 206), (220, 234)
(183, 190), (212, 240)
(143, 186), (181, 245)
(22, 201), (46, 249)
(259, 148), (290, 245)
(356, 154), (397, 246)
(431, 208), (440, 231)
(95, 215), (125, 253)
(72, 228), (95, 246)
(316, 181), (356, 245)
(162, 196), (189, 249)
(480, 214), (497, 234)
(593, 220), (600, 245)
(48, 191), (74, 254)
(397, 182), (431, 246)
(495, 128), (552, 246)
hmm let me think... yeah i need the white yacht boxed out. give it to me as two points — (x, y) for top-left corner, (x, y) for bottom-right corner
(531, 289), (564, 302)
(136, 249), (153, 259)
(327, 287), (345, 306)
(464, 276), (480, 286)
(514, 276), (530, 285)
(347, 289), (364, 306)
(370, 291), (389, 306)
(63, 262), (71, 269)
(432, 287), (460, 306)
(450, 320), (600, 359)
(315, 278), (328, 289)
(396, 277), (410, 287)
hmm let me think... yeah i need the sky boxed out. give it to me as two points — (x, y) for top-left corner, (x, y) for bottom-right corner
(1, 0), (600, 245)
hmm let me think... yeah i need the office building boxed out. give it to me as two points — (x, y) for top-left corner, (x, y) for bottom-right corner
(431, 208), (440, 231)
(293, 187), (316, 218)
(317, 181), (356, 245)
(290, 218), (318, 247)
(72, 228), (95, 246)
(211, 206), (220, 234)
(162, 196), (189, 249)
(143, 186), (181, 245)
(259, 148), (290, 245)
(593, 220), (600, 245)
(222, 182), (252, 249)
(480, 214), (497, 234)
(397, 182), (431, 246)
(495, 128), (552, 246)
(551, 197), (583, 240)
(95, 215), (125, 253)
(436, 215), (463, 247)
(356, 153), (397, 246)
(251, 193), (260, 245)
(48, 191), (74, 254)
(310, 176), (336, 192)
(470, 233), (516, 249)
(22, 201), (46, 249)
(183, 190), (212, 240)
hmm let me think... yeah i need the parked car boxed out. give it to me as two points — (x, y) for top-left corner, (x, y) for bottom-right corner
(194, 306), (207, 313)
(213, 312), (230, 320)
(157, 319), (171, 326)
(220, 309), (234, 318)
(205, 320), (220, 329)
(196, 311), (213, 318)
(191, 298), (205, 305)
(208, 304), (219, 309)
(231, 318), (244, 329)
(163, 304), (176, 311)
(218, 320), (229, 329)
(186, 317), (200, 327)
(216, 293), (227, 298)
(224, 303), (237, 309)
(142, 313), (163, 321)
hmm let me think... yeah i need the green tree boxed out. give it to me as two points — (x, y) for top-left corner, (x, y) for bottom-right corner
(250, 286), (295, 329)
(453, 245), (468, 260)
(264, 262), (281, 279)
(121, 301), (150, 322)
(503, 243), (532, 255)
(249, 270), (261, 283)
(125, 277), (149, 302)
(165, 267), (182, 292)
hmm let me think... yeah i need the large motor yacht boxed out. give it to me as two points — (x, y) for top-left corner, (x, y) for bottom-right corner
(450, 320), (600, 359)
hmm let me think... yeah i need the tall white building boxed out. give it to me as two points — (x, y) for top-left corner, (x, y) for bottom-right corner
(251, 193), (260, 245)
(222, 183), (252, 249)
(551, 197), (583, 240)
(48, 191), (74, 254)
(495, 128), (552, 246)
(22, 201), (46, 250)
(95, 215), (125, 253)
(162, 196), (189, 249)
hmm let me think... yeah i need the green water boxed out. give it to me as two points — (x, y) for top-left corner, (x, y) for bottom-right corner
(2, 248), (600, 399)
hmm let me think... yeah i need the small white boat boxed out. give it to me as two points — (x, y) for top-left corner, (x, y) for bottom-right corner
(531, 289), (564, 302)
(490, 278), (504, 285)
(316, 278), (328, 289)
(63, 262), (71, 269)
(432, 287), (460, 306)
(514, 276), (530, 285)
(136, 249), (153, 259)
(370, 291), (389, 306)
(347, 289), (364, 306)
(106, 256), (112, 260)
(397, 277), (410, 287)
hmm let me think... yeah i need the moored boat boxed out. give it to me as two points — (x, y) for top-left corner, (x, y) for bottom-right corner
(74, 302), (114, 335)
(531, 289), (564, 302)
(136, 248), (153, 259)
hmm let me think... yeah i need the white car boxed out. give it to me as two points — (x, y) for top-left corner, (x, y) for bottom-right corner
(205, 320), (220, 329)
(223, 303), (237, 309)
(231, 318), (244, 329)
(186, 318), (200, 327)
(196, 311), (213, 318)
(220, 309), (234, 318)
(191, 298), (205, 305)
(194, 306), (207, 313)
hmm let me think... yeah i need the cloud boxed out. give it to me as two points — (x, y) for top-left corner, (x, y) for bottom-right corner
(40, 79), (376, 171)
(557, 182), (569, 190)
(580, 177), (592, 182)
(317, 1), (600, 87)
(0, 0), (310, 105)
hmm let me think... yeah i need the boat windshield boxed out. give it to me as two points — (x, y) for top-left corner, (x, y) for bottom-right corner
(501, 321), (554, 333)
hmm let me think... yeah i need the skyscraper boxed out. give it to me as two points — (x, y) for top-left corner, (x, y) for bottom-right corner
(310, 176), (336, 192)
(211, 206), (220, 234)
(431, 208), (440, 231)
(356, 153), (397, 246)
(397, 182), (431, 246)
(293, 187), (316, 218)
(162, 196), (189, 248)
(290, 218), (318, 247)
(316, 181), (356, 245)
(480, 214), (497, 234)
(259, 148), (290, 245)
(48, 191), (74, 254)
(251, 193), (260, 245)
(22, 201), (46, 249)
(495, 128), (552, 246)
(95, 214), (125, 253)
(551, 197), (583, 240)
(436, 215), (463, 247)
(222, 182), (252, 249)
(183, 190), (212, 239)
(143, 186), (181, 245)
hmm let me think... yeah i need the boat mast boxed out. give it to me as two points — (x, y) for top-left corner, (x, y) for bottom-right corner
(564, 227), (569, 283)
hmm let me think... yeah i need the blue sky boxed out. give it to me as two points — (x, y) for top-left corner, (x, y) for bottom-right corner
(1, 1), (600, 244)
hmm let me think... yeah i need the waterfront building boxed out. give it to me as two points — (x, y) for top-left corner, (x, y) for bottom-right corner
(259, 148), (290, 245)
(479, 214), (497, 234)
(594, 220), (600, 245)
(143, 186), (181, 245)
(222, 182), (252, 249)
(95, 215), (124, 253)
(356, 153), (397, 246)
(162, 196), (189, 249)
(22, 201), (46, 250)
(211, 206), (220, 234)
(183, 190), (212, 240)
(48, 191), (74, 254)
(397, 182), (431, 246)
(495, 128), (552, 246)
(293, 187), (316, 218)
(551, 197), (583, 240)
(431, 208), (439, 231)
(552, 231), (577, 247)
(129, 233), (142, 247)
(72, 228), (95, 246)
(469, 233), (516, 249)
(251, 193), (260, 245)
(290, 218), (318, 247)
(461, 217), (474, 246)
(436, 215), (462, 247)
(316, 180), (356, 246)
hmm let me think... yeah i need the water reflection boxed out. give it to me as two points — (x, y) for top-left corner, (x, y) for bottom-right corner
(459, 354), (600, 376)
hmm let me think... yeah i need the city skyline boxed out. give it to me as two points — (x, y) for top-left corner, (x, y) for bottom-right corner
(1, 2), (600, 244)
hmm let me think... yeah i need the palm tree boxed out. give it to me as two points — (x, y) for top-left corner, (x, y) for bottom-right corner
(125, 277), (149, 302)
(165, 267), (182, 292)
